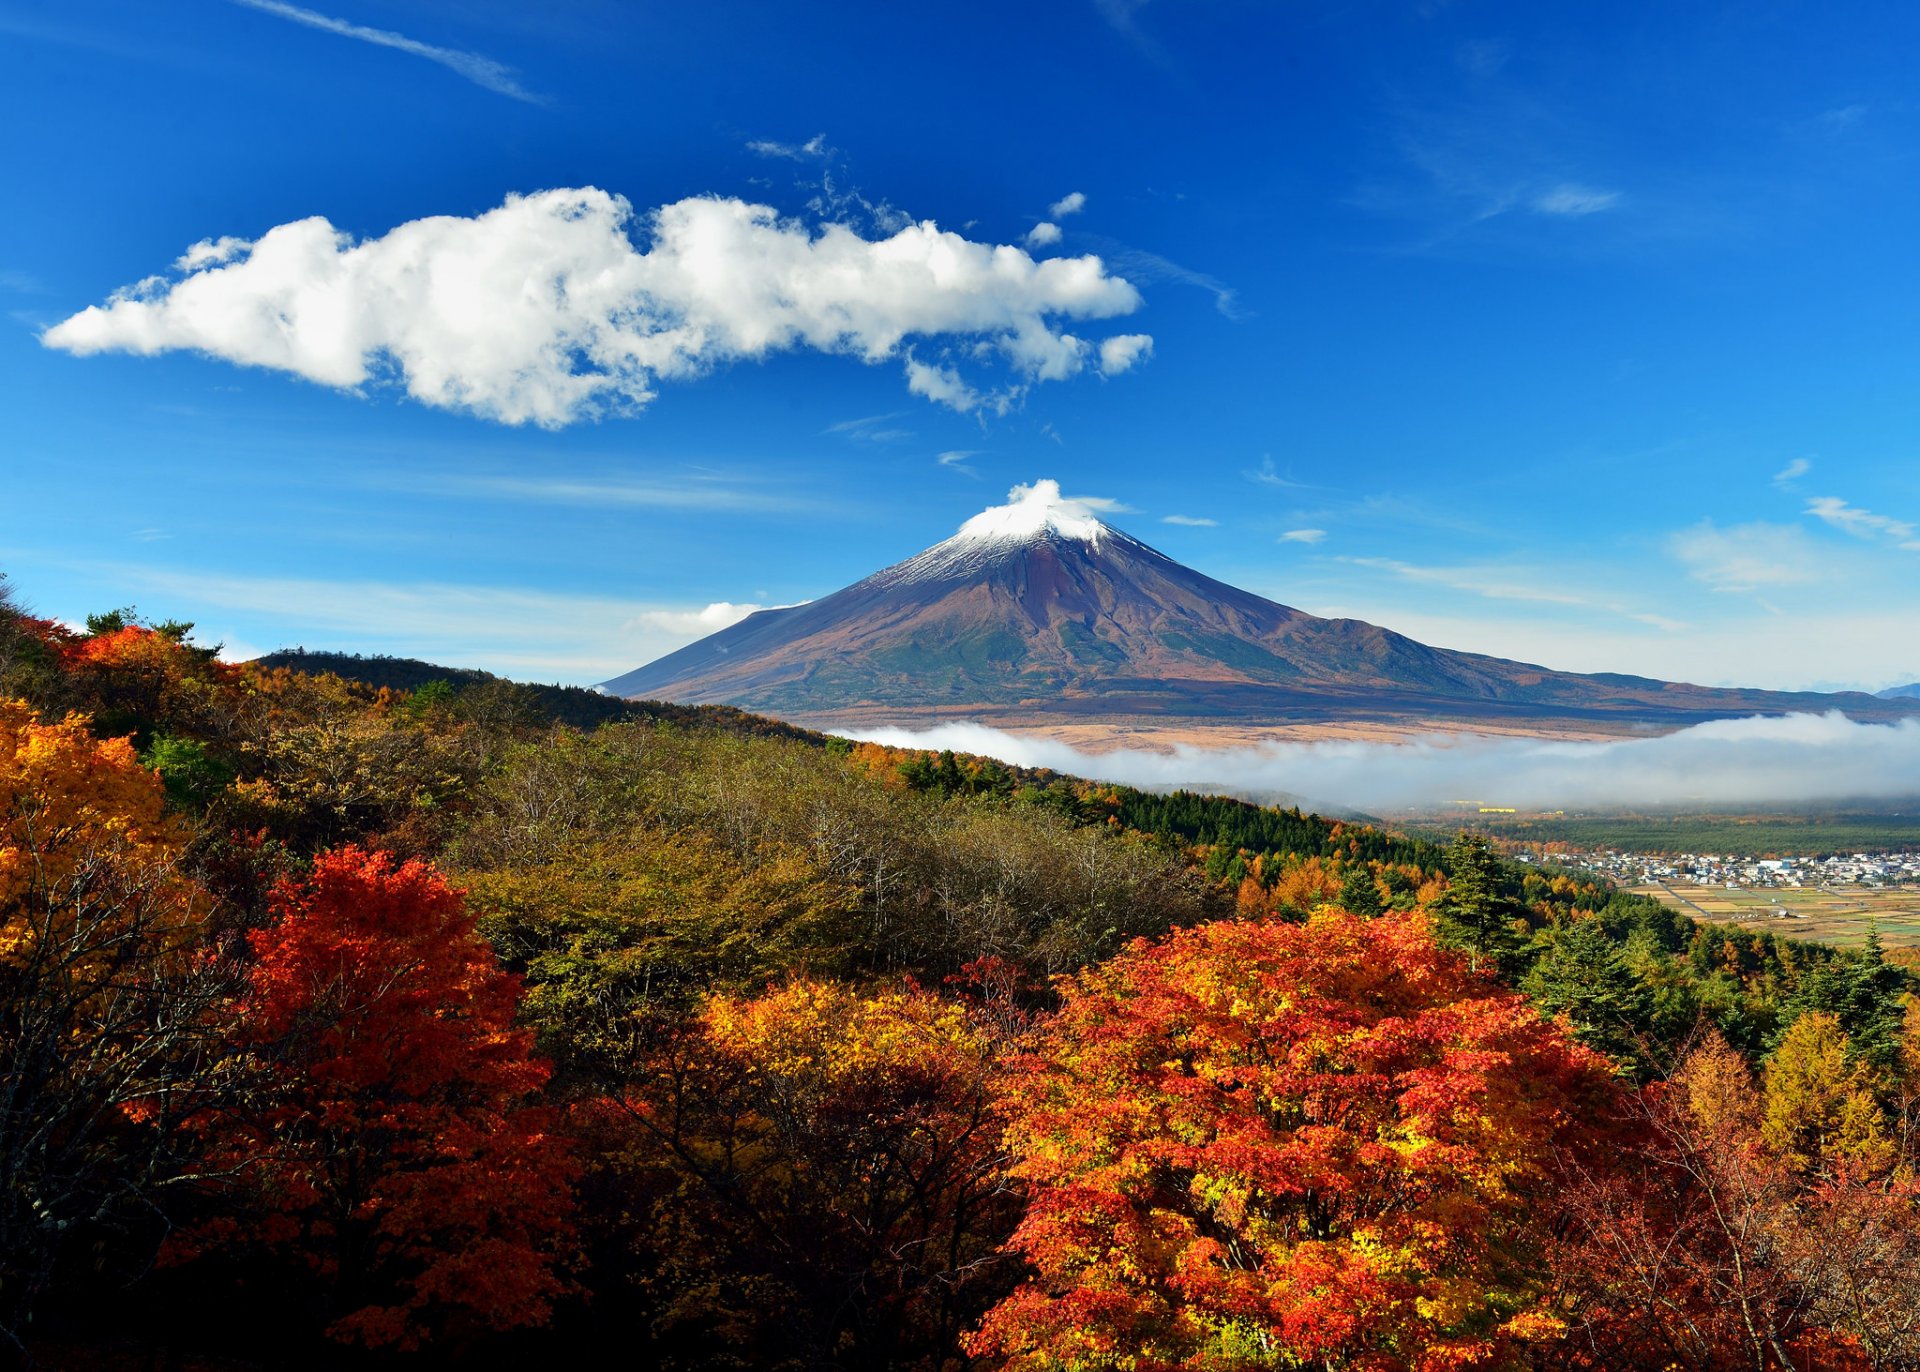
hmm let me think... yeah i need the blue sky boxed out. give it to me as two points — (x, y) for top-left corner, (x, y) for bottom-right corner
(3, 0), (1917, 691)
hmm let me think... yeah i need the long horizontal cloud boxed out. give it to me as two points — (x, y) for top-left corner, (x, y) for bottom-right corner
(845, 712), (1920, 813)
(42, 189), (1149, 426)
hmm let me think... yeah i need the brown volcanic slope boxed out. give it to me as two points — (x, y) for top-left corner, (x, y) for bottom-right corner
(599, 485), (1917, 735)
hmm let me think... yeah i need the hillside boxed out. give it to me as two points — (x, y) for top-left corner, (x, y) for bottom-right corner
(251, 648), (827, 741)
(6, 597), (1916, 1370)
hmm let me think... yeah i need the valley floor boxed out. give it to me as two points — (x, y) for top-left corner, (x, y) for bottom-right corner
(1626, 880), (1920, 948)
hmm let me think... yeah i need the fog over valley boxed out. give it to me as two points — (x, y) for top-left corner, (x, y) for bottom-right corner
(848, 711), (1920, 814)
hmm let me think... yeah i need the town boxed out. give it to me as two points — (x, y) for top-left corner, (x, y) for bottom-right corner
(1533, 847), (1920, 891)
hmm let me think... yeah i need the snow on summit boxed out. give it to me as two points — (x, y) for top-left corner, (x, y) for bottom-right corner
(866, 478), (1133, 589)
(953, 479), (1115, 545)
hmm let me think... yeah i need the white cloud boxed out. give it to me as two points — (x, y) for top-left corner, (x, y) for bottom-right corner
(845, 712), (1920, 812)
(1531, 183), (1622, 216)
(1279, 528), (1326, 544)
(904, 357), (1004, 415)
(1098, 332), (1152, 375)
(1671, 520), (1828, 592)
(1345, 555), (1592, 605)
(228, 0), (542, 102)
(1049, 191), (1087, 218)
(1806, 496), (1920, 551)
(174, 236), (250, 272)
(747, 133), (827, 159)
(1773, 457), (1812, 483)
(625, 601), (776, 636)
(1025, 222), (1063, 248)
(936, 450), (979, 476)
(43, 189), (1149, 426)
(1161, 514), (1217, 527)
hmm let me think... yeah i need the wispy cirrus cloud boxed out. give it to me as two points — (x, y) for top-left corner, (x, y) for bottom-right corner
(1670, 519), (1828, 593)
(1806, 495), (1920, 551)
(747, 133), (827, 160)
(1279, 528), (1326, 545)
(1773, 457), (1812, 484)
(228, 0), (544, 103)
(1161, 514), (1217, 527)
(1531, 183), (1622, 216)
(1243, 454), (1311, 489)
(378, 472), (824, 514)
(828, 413), (913, 444)
(1344, 555), (1587, 606)
(1344, 553), (1688, 632)
(43, 189), (1151, 426)
(1098, 242), (1244, 318)
(46, 562), (770, 681)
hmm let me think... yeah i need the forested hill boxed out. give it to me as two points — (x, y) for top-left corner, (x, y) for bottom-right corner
(251, 647), (828, 740)
(5, 590), (1917, 1369)
(267, 649), (1439, 866)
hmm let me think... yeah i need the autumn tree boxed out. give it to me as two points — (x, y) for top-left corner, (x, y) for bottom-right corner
(971, 910), (1619, 1371)
(466, 828), (862, 1080)
(0, 699), (233, 1353)
(191, 846), (577, 1350)
(597, 979), (1019, 1371)
(58, 620), (235, 748)
(1551, 1021), (1920, 1370)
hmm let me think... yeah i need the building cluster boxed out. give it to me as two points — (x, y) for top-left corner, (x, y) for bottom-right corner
(1524, 848), (1920, 891)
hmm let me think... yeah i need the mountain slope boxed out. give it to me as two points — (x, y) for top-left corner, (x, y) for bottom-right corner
(600, 481), (1919, 733)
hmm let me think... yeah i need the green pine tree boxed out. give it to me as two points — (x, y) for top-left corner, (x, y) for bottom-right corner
(1520, 917), (1656, 1070)
(1338, 863), (1385, 917)
(1432, 833), (1529, 977)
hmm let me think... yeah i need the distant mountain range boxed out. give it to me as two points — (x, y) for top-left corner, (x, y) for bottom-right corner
(1878, 682), (1920, 700)
(600, 482), (1920, 735)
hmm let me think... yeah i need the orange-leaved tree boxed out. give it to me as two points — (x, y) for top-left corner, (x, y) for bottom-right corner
(196, 846), (577, 1350)
(969, 909), (1620, 1372)
(0, 699), (230, 1350)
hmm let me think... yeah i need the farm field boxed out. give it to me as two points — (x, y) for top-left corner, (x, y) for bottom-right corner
(1626, 880), (1920, 948)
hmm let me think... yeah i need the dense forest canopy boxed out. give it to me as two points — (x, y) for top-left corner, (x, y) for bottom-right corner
(1, 577), (1915, 1371)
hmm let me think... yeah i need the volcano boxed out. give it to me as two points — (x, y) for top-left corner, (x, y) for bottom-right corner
(599, 480), (1916, 735)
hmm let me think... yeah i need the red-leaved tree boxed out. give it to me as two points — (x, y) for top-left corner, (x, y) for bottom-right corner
(194, 846), (577, 1350)
(969, 909), (1621, 1371)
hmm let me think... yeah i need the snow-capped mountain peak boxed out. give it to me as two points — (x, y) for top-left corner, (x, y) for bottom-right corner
(953, 478), (1114, 547)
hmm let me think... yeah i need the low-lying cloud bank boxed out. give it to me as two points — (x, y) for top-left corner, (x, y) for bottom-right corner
(41, 189), (1149, 426)
(845, 712), (1920, 813)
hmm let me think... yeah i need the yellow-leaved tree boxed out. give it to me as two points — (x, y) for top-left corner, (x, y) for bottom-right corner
(0, 699), (233, 1352)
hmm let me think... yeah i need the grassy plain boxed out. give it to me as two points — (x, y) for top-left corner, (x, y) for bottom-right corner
(1626, 881), (1920, 949)
(1415, 808), (1920, 857)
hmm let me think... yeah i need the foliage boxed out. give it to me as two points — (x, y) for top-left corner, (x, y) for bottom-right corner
(187, 846), (578, 1350)
(971, 910), (1619, 1371)
(590, 979), (1019, 1370)
(470, 830), (863, 1078)
(1550, 1024), (1920, 1369)
(0, 698), (234, 1350)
